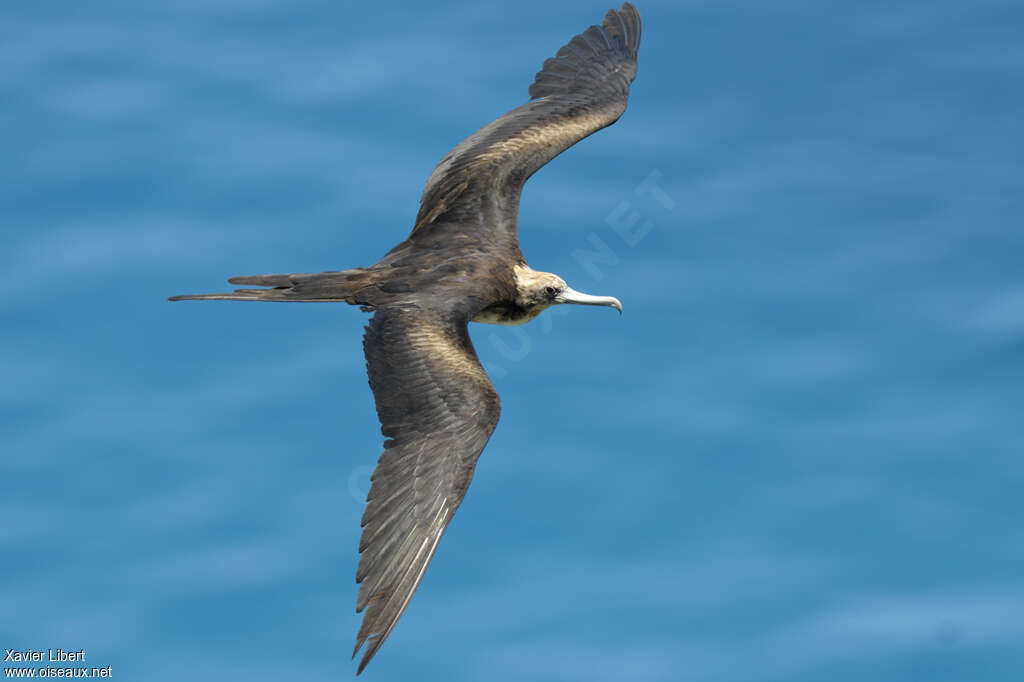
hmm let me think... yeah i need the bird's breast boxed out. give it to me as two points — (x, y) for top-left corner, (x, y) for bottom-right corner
(471, 301), (547, 326)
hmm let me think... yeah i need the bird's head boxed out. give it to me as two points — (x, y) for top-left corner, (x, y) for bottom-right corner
(516, 266), (622, 314)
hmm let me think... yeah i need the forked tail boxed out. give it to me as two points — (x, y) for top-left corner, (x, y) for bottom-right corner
(169, 269), (373, 303)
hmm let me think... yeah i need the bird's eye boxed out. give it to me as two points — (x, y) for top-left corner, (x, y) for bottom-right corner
(545, 286), (557, 296)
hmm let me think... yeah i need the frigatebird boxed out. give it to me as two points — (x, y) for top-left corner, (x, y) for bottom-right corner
(171, 3), (641, 673)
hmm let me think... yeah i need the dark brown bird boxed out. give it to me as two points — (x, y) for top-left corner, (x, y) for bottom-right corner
(170, 3), (641, 673)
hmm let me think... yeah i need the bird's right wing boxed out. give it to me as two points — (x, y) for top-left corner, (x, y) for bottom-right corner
(409, 3), (642, 247)
(354, 307), (501, 673)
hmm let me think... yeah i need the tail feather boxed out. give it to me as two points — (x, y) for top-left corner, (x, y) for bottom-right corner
(169, 268), (373, 303)
(227, 274), (294, 287)
(168, 289), (293, 302)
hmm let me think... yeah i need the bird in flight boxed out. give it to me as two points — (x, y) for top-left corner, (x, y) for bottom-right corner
(171, 3), (641, 673)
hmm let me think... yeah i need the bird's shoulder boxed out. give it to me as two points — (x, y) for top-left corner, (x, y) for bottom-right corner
(368, 236), (520, 309)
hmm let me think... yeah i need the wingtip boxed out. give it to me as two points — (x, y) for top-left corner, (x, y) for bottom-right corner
(605, 2), (642, 58)
(528, 2), (641, 100)
(353, 637), (380, 675)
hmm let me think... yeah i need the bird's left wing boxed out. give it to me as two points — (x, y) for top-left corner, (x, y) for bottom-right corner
(354, 306), (501, 673)
(410, 3), (642, 247)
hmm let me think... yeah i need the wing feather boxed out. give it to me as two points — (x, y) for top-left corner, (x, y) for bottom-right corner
(354, 308), (501, 673)
(410, 3), (642, 244)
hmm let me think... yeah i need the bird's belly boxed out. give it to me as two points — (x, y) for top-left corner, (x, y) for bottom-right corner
(471, 302), (546, 326)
